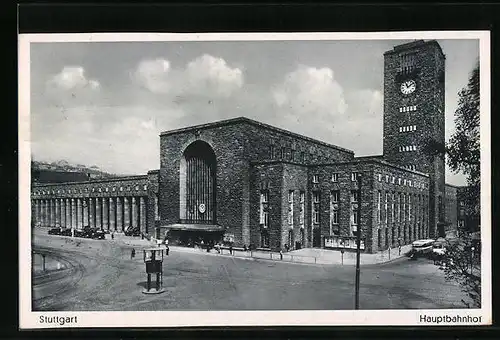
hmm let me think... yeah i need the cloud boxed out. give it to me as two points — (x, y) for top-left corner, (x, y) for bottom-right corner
(273, 66), (348, 118)
(47, 66), (100, 91)
(133, 58), (171, 93)
(132, 54), (243, 98)
(345, 89), (383, 119)
(185, 54), (243, 97)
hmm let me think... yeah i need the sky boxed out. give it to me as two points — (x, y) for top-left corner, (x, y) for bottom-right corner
(29, 37), (479, 186)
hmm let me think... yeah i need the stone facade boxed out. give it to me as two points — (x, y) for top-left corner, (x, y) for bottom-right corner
(31, 175), (159, 235)
(382, 40), (446, 239)
(31, 40), (459, 253)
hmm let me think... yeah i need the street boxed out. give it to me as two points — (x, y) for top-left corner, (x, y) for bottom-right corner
(32, 230), (469, 311)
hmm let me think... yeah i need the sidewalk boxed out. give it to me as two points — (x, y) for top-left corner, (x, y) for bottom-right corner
(112, 233), (412, 266)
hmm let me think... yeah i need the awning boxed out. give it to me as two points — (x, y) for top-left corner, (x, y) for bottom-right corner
(160, 223), (225, 232)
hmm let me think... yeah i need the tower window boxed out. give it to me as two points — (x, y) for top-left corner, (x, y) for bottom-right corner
(378, 174), (382, 182)
(331, 173), (339, 182)
(269, 145), (275, 159)
(351, 172), (359, 182)
(312, 174), (319, 183)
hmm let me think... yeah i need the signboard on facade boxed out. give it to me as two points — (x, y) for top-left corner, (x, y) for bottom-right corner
(324, 236), (365, 250)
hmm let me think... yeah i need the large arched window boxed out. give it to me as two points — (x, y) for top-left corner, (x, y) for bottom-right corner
(179, 141), (216, 224)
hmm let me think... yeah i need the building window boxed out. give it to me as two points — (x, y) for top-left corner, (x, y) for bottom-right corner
(269, 145), (275, 160)
(377, 191), (381, 223)
(330, 190), (339, 235)
(391, 192), (395, 223)
(288, 190), (294, 225)
(312, 174), (319, 183)
(352, 210), (359, 225)
(391, 176), (395, 184)
(300, 151), (305, 163)
(385, 192), (388, 224)
(331, 210), (339, 229)
(261, 229), (269, 248)
(398, 178), (401, 185)
(291, 149), (296, 161)
(402, 194), (406, 222)
(351, 172), (359, 182)
(331, 173), (339, 182)
(351, 190), (359, 203)
(299, 191), (305, 226)
(312, 192), (320, 224)
(378, 174), (382, 182)
(331, 190), (339, 203)
(398, 193), (402, 222)
(260, 190), (269, 227)
(385, 175), (389, 183)
(408, 194), (412, 221)
(280, 147), (285, 159)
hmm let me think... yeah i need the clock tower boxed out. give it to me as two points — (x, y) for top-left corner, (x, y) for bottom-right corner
(382, 40), (446, 238)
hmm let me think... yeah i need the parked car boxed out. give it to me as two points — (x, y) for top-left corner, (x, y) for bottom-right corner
(48, 227), (61, 235)
(409, 239), (435, 260)
(124, 226), (141, 236)
(74, 229), (86, 237)
(92, 229), (106, 240)
(60, 228), (73, 236)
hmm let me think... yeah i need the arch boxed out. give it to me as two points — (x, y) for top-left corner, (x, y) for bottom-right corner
(179, 140), (216, 224)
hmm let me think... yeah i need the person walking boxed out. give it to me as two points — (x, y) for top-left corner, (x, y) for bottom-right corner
(131, 248), (136, 259)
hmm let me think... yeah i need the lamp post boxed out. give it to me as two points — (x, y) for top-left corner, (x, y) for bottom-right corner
(355, 172), (362, 310)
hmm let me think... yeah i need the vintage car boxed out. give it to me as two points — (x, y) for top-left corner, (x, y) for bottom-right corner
(409, 239), (435, 259)
(48, 227), (62, 235)
(124, 226), (141, 237)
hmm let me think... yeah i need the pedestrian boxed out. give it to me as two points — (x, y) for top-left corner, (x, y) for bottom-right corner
(131, 248), (136, 259)
(111, 231), (114, 240)
(285, 243), (289, 252)
(229, 244), (233, 255)
(166, 245), (170, 256)
(243, 244), (247, 252)
(280, 250), (283, 260)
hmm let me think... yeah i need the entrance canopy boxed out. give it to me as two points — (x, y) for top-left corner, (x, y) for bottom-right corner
(161, 223), (224, 232)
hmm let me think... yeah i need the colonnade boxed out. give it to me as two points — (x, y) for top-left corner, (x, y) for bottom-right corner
(32, 196), (149, 233)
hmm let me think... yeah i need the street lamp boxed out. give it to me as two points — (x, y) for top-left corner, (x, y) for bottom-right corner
(355, 172), (362, 310)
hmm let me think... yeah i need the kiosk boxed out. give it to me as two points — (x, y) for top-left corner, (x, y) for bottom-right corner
(142, 247), (166, 294)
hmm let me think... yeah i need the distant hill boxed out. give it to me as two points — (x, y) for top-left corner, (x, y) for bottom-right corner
(31, 159), (118, 180)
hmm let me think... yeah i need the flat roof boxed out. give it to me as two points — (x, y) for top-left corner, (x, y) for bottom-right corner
(160, 116), (354, 155)
(32, 174), (149, 187)
(384, 39), (446, 59)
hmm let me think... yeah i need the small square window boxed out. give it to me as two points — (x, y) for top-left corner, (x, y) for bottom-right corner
(398, 178), (401, 185)
(105, 187), (109, 192)
(312, 175), (319, 183)
(378, 174), (382, 181)
(391, 176), (395, 184)
(120, 186), (123, 191)
(331, 173), (338, 182)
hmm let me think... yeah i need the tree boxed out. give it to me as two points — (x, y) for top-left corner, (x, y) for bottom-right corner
(437, 63), (481, 308)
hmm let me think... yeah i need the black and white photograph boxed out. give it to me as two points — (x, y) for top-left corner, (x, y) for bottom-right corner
(18, 31), (491, 328)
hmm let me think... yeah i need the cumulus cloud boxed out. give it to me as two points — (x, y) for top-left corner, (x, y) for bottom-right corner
(46, 66), (100, 91)
(133, 58), (171, 93)
(132, 54), (243, 98)
(273, 66), (347, 118)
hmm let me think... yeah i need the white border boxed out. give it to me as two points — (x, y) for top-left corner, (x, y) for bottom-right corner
(19, 31), (491, 329)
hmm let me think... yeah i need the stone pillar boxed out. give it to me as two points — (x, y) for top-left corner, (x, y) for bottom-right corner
(116, 197), (123, 232)
(124, 197), (130, 230)
(65, 199), (70, 228)
(96, 197), (102, 229)
(131, 197), (138, 228)
(139, 196), (146, 234)
(82, 198), (88, 227)
(109, 197), (116, 231)
(102, 197), (109, 231)
(54, 199), (60, 227)
(70, 198), (76, 228)
(89, 197), (95, 228)
(75, 198), (81, 229)
(58, 198), (64, 227)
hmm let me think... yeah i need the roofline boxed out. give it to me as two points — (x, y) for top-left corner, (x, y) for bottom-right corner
(160, 116), (354, 155)
(445, 182), (466, 189)
(310, 158), (430, 177)
(384, 39), (446, 59)
(32, 174), (149, 187)
(147, 169), (160, 174)
(251, 159), (429, 177)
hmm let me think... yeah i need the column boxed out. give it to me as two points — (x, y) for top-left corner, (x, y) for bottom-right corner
(139, 197), (146, 234)
(65, 199), (71, 228)
(69, 198), (75, 228)
(116, 197), (123, 232)
(82, 198), (89, 227)
(95, 197), (101, 229)
(75, 198), (81, 229)
(89, 197), (95, 228)
(55, 199), (60, 227)
(50, 199), (56, 226)
(131, 197), (138, 228)
(59, 198), (65, 228)
(109, 197), (116, 231)
(124, 197), (130, 230)
(102, 197), (109, 230)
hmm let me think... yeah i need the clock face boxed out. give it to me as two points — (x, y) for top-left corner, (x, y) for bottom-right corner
(400, 79), (417, 95)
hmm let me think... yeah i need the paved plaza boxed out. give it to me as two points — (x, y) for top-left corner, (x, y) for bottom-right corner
(31, 228), (469, 311)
